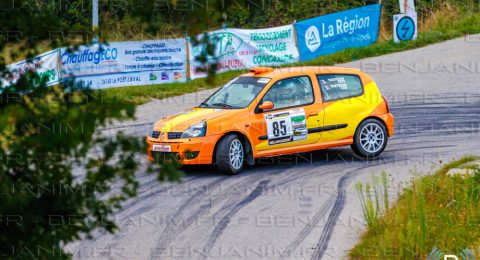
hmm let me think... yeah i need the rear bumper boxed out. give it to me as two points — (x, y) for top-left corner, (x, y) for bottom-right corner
(146, 134), (219, 165)
(381, 113), (395, 137)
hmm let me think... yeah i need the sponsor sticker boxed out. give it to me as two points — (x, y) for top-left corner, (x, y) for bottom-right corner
(265, 108), (307, 145)
(257, 78), (271, 84)
(320, 76), (348, 90)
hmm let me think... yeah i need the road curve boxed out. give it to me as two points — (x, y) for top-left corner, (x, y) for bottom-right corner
(69, 35), (480, 260)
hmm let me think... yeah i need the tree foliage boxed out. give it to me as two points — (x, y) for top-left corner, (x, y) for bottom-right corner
(0, 1), (183, 259)
(1, 0), (469, 43)
(0, 78), (148, 259)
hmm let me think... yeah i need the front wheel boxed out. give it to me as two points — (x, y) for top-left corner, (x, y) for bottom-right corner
(351, 119), (388, 158)
(216, 135), (245, 175)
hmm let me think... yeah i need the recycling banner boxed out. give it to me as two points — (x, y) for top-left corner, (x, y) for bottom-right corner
(295, 4), (381, 62)
(2, 49), (62, 87)
(189, 25), (299, 79)
(60, 39), (187, 89)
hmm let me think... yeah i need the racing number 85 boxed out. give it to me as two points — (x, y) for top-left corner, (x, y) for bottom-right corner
(272, 120), (287, 137)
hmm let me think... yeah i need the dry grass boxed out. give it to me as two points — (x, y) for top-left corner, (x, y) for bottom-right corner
(419, 2), (461, 30)
(3, 41), (54, 64)
(377, 2), (462, 42)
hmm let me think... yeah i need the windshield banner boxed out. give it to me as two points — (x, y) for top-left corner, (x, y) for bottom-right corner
(188, 25), (299, 79)
(295, 4), (381, 62)
(60, 39), (187, 89)
(2, 49), (61, 87)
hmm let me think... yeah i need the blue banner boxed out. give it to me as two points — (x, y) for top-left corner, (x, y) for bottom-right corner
(295, 4), (382, 62)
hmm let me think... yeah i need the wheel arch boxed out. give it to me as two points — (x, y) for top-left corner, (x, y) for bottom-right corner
(356, 116), (390, 137)
(212, 131), (255, 166)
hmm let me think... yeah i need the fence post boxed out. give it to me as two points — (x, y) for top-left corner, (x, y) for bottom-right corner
(92, 0), (99, 43)
(184, 32), (191, 82)
(292, 20), (301, 64)
(56, 49), (63, 83)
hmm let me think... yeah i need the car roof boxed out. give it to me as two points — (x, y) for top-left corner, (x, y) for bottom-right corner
(242, 66), (362, 80)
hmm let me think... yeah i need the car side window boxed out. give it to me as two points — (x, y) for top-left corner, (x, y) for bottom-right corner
(262, 76), (314, 110)
(317, 74), (363, 102)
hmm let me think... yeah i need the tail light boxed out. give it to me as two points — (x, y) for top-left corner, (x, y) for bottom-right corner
(382, 95), (390, 113)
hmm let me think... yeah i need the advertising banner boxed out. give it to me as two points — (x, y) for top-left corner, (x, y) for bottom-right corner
(60, 39), (187, 89)
(2, 49), (61, 87)
(295, 4), (382, 62)
(189, 25), (299, 79)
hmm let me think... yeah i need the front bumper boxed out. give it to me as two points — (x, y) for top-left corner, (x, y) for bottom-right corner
(146, 134), (219, 165)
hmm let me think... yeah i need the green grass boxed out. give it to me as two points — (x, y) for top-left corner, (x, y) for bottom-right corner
(356, 171), (390, 229)
(350, 156), (480, 259)
(99, 70), (245, 105)
(100, 11), (480, 105)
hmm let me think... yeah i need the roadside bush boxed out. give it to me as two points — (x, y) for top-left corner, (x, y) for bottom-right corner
(95, 0), (479, 40)
(351, 157), (480, 259)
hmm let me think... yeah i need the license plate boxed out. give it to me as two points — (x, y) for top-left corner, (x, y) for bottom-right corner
(152, 144), (171, 152)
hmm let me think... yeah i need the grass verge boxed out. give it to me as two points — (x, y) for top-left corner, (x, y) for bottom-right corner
(100, 70), (245, 105)
(101, 9), (480, 105)
(351, 156), (480, 259)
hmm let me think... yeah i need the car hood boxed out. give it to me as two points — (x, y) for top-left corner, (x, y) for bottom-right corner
(154, 107), (233, 132)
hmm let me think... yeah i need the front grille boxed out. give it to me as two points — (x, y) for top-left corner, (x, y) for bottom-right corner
(151, 131), (160, 138)
(151, 151), (180, 163)
(168, 132), (183, 139)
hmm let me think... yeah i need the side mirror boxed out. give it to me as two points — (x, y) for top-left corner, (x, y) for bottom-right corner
(259, 101), (274, 110)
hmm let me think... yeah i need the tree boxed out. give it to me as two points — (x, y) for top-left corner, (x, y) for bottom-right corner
(0, 77), (150, 259)
(0, 1), (182, 259)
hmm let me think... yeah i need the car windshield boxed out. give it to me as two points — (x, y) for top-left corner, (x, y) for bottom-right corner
(199, 76), (270, 109)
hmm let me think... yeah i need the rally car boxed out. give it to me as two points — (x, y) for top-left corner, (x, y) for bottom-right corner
(147, 66), (394, 174)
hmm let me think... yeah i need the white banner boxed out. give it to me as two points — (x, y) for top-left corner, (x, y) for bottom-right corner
(2, 49), (61, 87)
(189, 25), (299, 79)
(60, 39), (187, 89)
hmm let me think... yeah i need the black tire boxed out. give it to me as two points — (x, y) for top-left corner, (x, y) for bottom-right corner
(216, 134), (245, 175)
(351, 118), (388, 158)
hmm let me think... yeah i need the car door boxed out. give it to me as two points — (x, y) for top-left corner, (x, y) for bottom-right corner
(248, 75), (324, 155)
(316, 73), (368, 143)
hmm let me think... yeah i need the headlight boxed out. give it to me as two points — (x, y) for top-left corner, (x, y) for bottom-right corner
(149, 130), (158, 138)
(181, 121), (207, 138)
(149, 123), (160, 137)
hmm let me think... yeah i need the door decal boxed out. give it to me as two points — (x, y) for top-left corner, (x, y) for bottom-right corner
(265, 108), (307, 145)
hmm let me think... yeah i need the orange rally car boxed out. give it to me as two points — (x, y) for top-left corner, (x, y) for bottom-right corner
(146, 66), (394, 174)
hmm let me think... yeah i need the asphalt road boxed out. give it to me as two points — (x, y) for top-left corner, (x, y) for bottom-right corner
(69, 35), (480, 259)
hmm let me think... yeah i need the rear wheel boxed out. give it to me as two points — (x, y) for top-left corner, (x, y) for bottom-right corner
(351, 118), (388, 158)
(216, 135), (244, 175)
